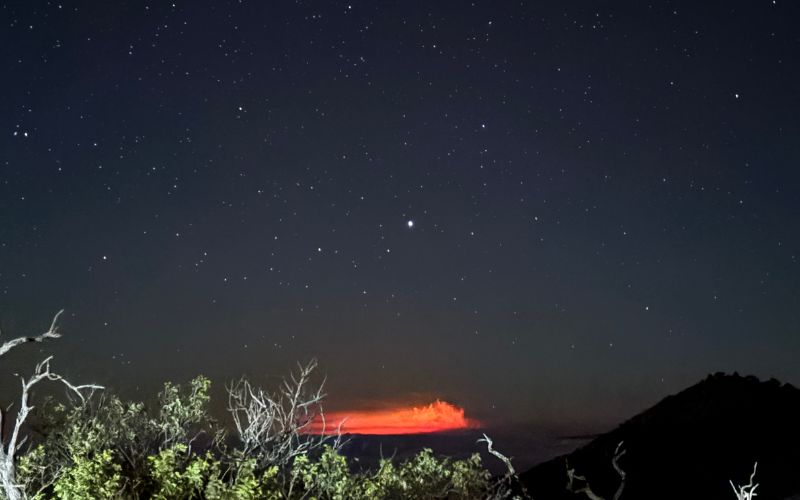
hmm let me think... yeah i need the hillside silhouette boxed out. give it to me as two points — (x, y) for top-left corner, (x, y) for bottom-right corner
(521, 373), (800, 499)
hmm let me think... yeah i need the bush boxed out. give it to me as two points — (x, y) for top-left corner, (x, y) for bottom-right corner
(14, 373), (513, 500)
(51, 449), (121, 499)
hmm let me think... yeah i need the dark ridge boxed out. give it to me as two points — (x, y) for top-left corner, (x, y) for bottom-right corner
(521, 373), (800, 499)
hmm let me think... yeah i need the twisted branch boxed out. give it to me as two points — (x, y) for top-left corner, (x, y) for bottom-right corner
(6, 356), (103, 461)
(226, 359), (339, 468)
(566, 441), (626, 500)
(478, 433), (531, 499)
(1, 354), (102, 500)
(0, 310), (64, 359)
(730, 462), (758, 500)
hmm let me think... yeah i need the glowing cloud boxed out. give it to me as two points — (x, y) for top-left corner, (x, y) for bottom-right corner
(307, 400), (479, 435)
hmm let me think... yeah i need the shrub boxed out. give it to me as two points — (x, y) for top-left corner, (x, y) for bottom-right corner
(51, 449), (121, 499)
(9, 357), (515, 499)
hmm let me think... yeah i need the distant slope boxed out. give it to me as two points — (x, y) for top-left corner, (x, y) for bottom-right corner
(521, 373), (800, 499)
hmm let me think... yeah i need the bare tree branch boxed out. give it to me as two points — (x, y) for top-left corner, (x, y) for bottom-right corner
(0, 309), (102, 500)
(226, 359), (341, 469)
(566, 441), (626, 500)
(0, 310), (64, 359)
(478, 433), (532, 499)
(611, 441), (627, 500)
(730, 462), (758, 500)
(478, 433), (515, 476)
(4, 356), (103, 460)
(566, 465), (605, 500)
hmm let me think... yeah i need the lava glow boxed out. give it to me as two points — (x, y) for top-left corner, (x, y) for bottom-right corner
(307, 400), (479, 435)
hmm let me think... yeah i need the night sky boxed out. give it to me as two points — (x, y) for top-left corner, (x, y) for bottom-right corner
(2, 1), (799, 430)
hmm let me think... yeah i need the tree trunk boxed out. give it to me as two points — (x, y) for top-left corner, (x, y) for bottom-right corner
(0, 460), (21, 500)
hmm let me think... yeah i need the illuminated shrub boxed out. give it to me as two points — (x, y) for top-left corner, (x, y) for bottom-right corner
(14, 373), (510, 500)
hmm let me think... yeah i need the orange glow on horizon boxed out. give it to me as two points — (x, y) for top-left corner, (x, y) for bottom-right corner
(307, 400), (480, 435)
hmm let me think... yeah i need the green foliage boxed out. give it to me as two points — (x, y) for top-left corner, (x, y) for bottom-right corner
(291, 446), (355, 499)
(20, 375), (218, 498)
(148, 445), (290, 500)
(449, 453), (493, 497)
(51, 449), (121, 499)
(157, 375), (212, 446)
(149, 444), (210, 499)
(286, 446), (491, 500)
(16, 444), (50, 499)
(359, 448), (491, 500)
(14, 374), (507, 500)
(205, 460), (281, 500)
(143, 443), (491, 500)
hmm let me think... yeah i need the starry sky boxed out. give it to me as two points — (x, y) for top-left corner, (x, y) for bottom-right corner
(1, 0), (799, 430)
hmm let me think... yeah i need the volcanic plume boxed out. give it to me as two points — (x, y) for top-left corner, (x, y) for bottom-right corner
(308, 400), (479, 435)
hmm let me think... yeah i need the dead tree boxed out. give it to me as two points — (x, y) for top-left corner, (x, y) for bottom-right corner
(478, 433), (531, 499)
(0, 310), (102, 500)
(226, 359), (341, 469)
(730, 462), (758, 500)
(566, 441), (626, 500)
(0, 310), (63, 360)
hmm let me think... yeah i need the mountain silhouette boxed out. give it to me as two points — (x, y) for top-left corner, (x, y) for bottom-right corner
(521, 373), (800, 499)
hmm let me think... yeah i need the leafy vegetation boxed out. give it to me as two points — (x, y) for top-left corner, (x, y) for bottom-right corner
(1, 311), (763, 499)
(0, 314), (515, 499)
(7, 373), (516, 500)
